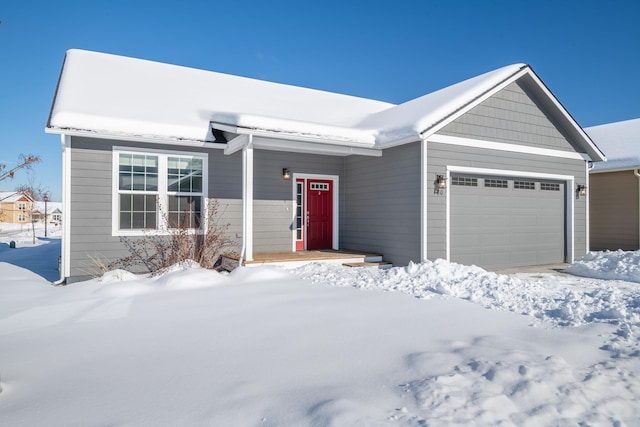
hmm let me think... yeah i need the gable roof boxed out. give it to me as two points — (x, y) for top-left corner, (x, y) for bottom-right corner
(46, 49), (604, 160)
(0, 192), (34, 203)
(585, 118), (640, 172)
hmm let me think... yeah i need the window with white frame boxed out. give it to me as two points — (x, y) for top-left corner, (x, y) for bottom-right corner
(18, 214), (26, 222)
(53, 213), (62, 221)
(114, 149), (207, 234)
(18, 202), (26, 211)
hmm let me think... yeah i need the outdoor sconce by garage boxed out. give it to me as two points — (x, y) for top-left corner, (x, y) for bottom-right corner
(282, 168), (292, 180)
(576, 184), (587, 198)
(435, 174), (447, 195)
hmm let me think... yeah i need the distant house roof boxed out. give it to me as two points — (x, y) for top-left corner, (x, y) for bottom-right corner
(0, 191), (33, 203)
(46, 49), (604, 160)
(33, 200), (63, 213)
(585, 118), (640, 172)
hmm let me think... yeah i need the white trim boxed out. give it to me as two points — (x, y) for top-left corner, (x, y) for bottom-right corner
(62, 134), (71, 280)
(252, 136), (381, 157)
(292, 173), (340, 251)
(523, 70), (605, 162)
(590, 166), (640, 174)
(242, 139), (254, 261)
(585, 161), (590, 253)
(420, 139), (428, 262)
(428, 134), (588, 160)
(211, 122), (375, 148)
(224, 134), (249, 155)
(45, 127), (224, 148)
(445, 165), (575, 263)
(111, 147), (209, 237)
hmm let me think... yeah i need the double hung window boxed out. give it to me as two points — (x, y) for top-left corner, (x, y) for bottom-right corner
(114, 149), (207, 235)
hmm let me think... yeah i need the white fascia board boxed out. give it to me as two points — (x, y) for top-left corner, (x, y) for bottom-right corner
(211, 122), (376, 150)
(428, 134), (588, 160)
(590, 166), (640, 174)
(523, 71), (606, 162)
(252, 136), (382, 157)
(420, 67), (530, 140)
(224, 134), (250, 155)
(374, 134), (421, 150)
(45, 127), (222, 149)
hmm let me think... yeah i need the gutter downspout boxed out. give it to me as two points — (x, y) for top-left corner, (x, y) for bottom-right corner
(51, 134), (70, 285)
(238, 134), (254, 266)
(635, 169), (640, 249)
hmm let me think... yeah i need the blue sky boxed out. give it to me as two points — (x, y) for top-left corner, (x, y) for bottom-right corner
(1, 0), (638, 201)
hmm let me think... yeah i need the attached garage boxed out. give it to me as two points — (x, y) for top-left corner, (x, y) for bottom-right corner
(448, 170), (570, 269)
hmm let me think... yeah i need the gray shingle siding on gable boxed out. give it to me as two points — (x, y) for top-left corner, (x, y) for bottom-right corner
(439, 81), (580, 153)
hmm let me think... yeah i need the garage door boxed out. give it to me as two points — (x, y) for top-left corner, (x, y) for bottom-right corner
(450, 174), (565, 269)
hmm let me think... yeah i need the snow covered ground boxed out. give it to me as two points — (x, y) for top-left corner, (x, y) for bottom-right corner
(0, 229), (639, 426)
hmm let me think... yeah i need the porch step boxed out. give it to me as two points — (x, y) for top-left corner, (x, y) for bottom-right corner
(220, 250), (385, 270)
(343, 261), (393, 269)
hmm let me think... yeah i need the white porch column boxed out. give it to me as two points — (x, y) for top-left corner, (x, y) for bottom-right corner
(242, 136), (254, 261)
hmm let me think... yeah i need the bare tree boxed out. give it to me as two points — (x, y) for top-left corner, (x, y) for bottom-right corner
(0, 154), (40, 182)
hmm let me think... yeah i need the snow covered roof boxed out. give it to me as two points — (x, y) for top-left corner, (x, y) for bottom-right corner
(585, 118), (640, 172)
(0, 191), (33, 203)
(46, 50), (602, 160)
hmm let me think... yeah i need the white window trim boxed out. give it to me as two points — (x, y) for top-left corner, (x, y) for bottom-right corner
(291, 173), (339, 251)
(445, 165), (575, 263)
(111, 147), (208, 237)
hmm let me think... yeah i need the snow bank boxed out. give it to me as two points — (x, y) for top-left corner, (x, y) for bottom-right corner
(292, 258), (640, 328)
(566, 250), (640, 283)
(2, 251), (640, 425)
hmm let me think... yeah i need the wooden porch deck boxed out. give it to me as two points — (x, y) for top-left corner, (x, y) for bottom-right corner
(223, 249), (383, 264)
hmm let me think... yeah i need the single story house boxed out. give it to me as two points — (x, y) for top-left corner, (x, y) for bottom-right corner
(46, 50), (605, 283)
(585, 118), (640, 251)
(0, 191), (34, 224)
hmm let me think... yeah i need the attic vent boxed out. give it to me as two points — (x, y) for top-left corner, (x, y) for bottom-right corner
(211, 128), (228, 143)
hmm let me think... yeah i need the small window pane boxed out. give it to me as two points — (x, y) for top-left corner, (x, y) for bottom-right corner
(120, 194), (131, 211)
(452, 176), (478, 187)
(192, 176), (202, 192)
(485, 179), (508, 188)
(541, 183), (560, 191)
(514, 181), (535, 190)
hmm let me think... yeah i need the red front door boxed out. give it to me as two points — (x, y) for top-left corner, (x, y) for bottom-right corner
(306, 180), (333, 249)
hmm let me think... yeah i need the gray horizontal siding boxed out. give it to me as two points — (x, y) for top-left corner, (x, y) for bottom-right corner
(439, 81), (580, 153)
(343, 143), (421, 265)
(67, 137), (348, 279)
(427, 141), (588, 262)
(252, 150), (345, 253)
(68, 137), (244, 280)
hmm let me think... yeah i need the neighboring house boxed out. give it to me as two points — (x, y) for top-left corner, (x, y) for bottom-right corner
(46, 49), (605, 283)
(32, 201), (63, 224)
(585, 118), (640, 251)
(0, 191), (34, 224)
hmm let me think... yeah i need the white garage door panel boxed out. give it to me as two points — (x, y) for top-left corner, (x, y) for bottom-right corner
(450, 175), (565, 269)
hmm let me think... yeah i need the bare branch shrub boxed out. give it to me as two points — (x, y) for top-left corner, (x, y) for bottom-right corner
(111, 199), (238, 276)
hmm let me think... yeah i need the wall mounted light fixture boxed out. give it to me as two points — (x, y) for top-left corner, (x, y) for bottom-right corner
(576, 184), (587, 198)
(282, 168), (291, 180)
(435, 174), (447, 195)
